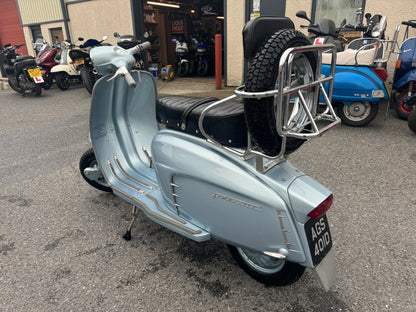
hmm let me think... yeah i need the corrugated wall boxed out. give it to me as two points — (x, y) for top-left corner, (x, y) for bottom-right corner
(17, 0), (63, 25)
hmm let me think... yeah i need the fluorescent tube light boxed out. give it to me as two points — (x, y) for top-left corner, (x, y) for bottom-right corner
(147, 1), (180, 8)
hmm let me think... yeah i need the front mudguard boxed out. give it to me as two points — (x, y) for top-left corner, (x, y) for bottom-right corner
(392, 69), (416, 91)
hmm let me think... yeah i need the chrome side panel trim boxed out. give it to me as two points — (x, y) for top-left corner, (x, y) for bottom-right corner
(108, 160), (144, 194)
(111, 185), (202, 236)
(113, 156), (153, 189)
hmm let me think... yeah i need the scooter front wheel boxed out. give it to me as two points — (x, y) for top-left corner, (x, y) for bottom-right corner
(79, 148), (112, 193)
(228, 245), (305, 286)
(394, 89), (416, 120)
(408, 108), (416, 134)
(55, 72), (71, 90)
(337, 101), (378, 127)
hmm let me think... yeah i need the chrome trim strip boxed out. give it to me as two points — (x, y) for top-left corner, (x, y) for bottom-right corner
(113, 156), (153, 189)
(108, 160), (144, 194)
(145, 194), (186, 224)
(277, 211), (293, 249)
(169, 176), (180, 213)
(111, 185), (201, 235)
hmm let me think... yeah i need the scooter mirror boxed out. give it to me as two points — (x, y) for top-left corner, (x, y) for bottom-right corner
(365, 13), (371, 20)
(296, 10), (313, 24)
(102, 35), (108, 41)
(78, 37), (84, 41)
(296, 10), (308, 19)
(114, 32), (120, 38)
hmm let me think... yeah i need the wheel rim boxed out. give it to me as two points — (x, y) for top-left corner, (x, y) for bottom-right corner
(399, 92), (414, 114)
(237, 247), (285, 274)
(277, 53), (315, 132)
(343, 101), (371, 122)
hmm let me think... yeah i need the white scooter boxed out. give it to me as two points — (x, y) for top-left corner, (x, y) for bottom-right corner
(51, 39), (83, 90)
(79, 17), (340, 290)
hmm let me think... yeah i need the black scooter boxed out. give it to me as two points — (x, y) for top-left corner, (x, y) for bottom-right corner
(296, 10), (346, 52)
(0, 44), (43, 96)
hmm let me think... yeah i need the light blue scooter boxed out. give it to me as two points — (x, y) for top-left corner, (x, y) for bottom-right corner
(79, 17), (340, 289)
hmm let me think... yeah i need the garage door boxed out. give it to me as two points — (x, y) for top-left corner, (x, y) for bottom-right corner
(0, 0), (28, 55)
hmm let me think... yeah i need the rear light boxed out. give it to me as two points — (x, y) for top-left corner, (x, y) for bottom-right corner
(373, 68), (388, 82)
(308, 194), (333, 219)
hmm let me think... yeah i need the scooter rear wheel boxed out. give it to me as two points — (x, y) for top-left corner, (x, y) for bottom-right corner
(243, 29), (317, 157)
(8, 79), (24, 94)
(228, 245), (305, 286)
(337, 101), (378, 127)
(79, 148), (112, 193)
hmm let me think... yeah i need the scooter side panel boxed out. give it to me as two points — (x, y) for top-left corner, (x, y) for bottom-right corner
(321, 64), (388, 101)
(393, 37), (416, 89)
(151, 130), (311, 263)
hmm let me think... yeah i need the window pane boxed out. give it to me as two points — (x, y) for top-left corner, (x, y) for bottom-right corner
(314, 0), (365, 26)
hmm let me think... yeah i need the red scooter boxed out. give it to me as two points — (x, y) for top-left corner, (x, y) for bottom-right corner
(35, 42), (59, 89)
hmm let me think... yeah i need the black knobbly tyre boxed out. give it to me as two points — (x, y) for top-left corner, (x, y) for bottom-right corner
(79, 148), (112, 193)
(228, 245), (305, 286)
(244, 29), (317, 157)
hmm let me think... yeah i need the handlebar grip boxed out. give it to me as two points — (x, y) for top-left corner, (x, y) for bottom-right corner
(402, 21), (416, 28)
(132, 41), (151, 54)
(124, 71), (136, 88)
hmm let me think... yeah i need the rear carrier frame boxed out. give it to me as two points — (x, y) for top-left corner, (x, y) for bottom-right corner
(197, 44), (340, 173)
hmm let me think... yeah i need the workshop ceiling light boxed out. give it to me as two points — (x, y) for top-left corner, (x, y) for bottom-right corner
(147, 1), (180, 8)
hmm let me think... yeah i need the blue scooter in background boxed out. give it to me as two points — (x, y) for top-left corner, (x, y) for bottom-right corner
(392, 20), (416, 119)
(299, 13), (397, 126)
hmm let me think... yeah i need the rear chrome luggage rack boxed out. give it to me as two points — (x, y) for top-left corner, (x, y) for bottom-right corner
(198, 44), (341, 173)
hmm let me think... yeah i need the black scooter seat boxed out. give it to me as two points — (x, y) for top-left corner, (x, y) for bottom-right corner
(16, 55), (35, 62)
(156, 96), (247, 147)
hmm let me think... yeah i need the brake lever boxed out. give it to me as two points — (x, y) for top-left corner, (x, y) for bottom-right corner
(107, 65), (137, 88)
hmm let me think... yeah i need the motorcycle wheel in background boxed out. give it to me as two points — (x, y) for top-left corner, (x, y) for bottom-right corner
(337, 101), (378, 127)
(394, 88), (416, 119)
(408, 108), (416, 133)
(80, 67), (97, 94)
(243, 29), (316, 157)
(42, 74), (53, 90)
(178, 61), (189, 77)
(197, 59), (208, 76)
(55, 72), (71, 90)
(8, 80), (24, 93)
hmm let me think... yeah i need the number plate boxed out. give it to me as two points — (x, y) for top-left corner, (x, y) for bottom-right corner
(74, 58), (85, 66)
(305, 214), (332, 266)
(27, 68), (41, 78)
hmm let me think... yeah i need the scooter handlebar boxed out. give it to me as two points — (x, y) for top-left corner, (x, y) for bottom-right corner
(108, 65), (136, 88)
(130, 41), (151, 55)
